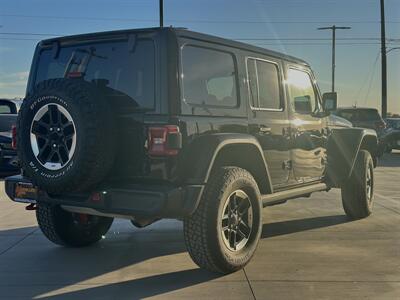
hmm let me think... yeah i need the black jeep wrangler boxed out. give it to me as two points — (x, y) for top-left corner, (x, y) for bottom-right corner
(5, 27), (378, 274)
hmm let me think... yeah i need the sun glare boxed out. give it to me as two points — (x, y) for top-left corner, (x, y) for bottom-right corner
(287, 69), (311, 89)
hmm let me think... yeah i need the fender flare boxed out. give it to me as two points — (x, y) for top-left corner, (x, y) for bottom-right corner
(326, 128), (378, 187)
(178, 133), (273, 194)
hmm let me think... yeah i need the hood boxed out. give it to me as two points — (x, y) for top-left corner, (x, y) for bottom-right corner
(327, 114), (353, 128)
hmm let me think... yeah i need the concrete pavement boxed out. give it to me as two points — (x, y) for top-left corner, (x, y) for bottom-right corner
(0, 152), (399, 299)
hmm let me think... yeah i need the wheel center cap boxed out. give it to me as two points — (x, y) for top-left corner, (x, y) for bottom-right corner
(232, 214), (239, 226)
(30, 103), (77, 171)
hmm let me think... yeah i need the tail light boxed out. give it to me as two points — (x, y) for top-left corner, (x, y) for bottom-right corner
(148, 125), (182, 156)
(66, 71), (84, 78)
(11, 125), (17, 150)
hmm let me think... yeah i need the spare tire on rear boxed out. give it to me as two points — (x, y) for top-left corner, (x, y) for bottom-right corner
(17, 79), (115, 194)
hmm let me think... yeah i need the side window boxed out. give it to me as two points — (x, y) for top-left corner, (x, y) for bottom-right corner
(182, 45), (237, 107)
(287, 68), (317, 114)
(247, 58), (281, 110)
(0, 104), (12, 115)
(257, 60), (281, 109)
(247, 60), (258, 107)
(0, 101), (17, 114)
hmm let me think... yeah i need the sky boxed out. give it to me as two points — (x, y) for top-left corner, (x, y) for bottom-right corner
(0, 0), (399, 113)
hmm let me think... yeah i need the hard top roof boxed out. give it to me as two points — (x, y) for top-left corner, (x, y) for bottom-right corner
(39, 27), (309, 66)
(174, 28), (309, 65)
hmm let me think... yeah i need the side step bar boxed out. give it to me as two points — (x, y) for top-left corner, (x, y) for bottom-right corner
(262, 183), (328, 207)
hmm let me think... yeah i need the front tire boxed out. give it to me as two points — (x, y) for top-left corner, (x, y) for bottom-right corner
(341, 150), (374, 219)
(183, 167), (262, 274)
(36, 203), (113, 247)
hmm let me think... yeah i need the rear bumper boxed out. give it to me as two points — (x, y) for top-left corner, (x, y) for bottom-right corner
(5, 175), (204, 218)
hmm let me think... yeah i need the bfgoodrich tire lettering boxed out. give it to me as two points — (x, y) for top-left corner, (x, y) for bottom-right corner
(183, 167), (262, 274)
(18, 79), (115, 194)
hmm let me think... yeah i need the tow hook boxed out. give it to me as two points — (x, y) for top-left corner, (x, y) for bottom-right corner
(25, 203), (37, 211)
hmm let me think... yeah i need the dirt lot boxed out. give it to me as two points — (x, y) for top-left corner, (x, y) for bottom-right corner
(0, 152), (399, 299)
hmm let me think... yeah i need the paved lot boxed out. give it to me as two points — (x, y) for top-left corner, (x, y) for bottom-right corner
(0, 152), (399, 299)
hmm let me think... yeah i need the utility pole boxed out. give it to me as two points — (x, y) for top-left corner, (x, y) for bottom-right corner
(159, 0), (164, 28)
(318, 25), (351, 92)
(380, 0), (387, 118)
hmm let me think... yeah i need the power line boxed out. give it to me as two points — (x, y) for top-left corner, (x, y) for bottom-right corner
(1, 14), (400, 24)
(236, 37), (383, 41)
(0, 32), (59, 37)
(364, 53), (380, 105)
(252, 42), (383, 46)
(353, 51), (380, 105)
(0, 37), (41, 41)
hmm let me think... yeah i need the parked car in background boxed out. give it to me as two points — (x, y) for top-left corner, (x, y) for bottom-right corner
(331, 107), (387, 155)
(386, 118), (400, 131)
(332, 107), (386, 133)
(0, 98), (22, 176)
(384, 118), (400, 152)
(327, 113), (353, 128)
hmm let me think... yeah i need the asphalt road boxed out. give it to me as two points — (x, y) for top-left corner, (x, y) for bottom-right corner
(0, 152), (399, 299)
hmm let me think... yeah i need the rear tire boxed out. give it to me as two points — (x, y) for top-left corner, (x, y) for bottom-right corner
(36, 202), (113, 247)
(341, 150), (374, 219)
(183, 167), (262, 274)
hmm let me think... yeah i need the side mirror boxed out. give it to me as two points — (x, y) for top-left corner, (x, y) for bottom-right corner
(322, 92), (337, 112)
(294, 95), (312, 114)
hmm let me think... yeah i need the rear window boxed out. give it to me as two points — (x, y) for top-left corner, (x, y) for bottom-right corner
(337, 109), (380, 122)
(34, 39), (155, 109)
(357, 109), (380, 121)
(181, 45), (238, 107)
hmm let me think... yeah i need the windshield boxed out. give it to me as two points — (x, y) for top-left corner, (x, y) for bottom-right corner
(356, 109), (381, 121)
(387, 119), (400, 129)
(336, 109), (381, 122)
(34, 39), (155, 109)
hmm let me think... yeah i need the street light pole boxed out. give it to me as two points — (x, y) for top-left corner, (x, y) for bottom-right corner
(318, 25), (351, 92)
(380, 0), (387, 118)
(159, 0), (164, 28)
